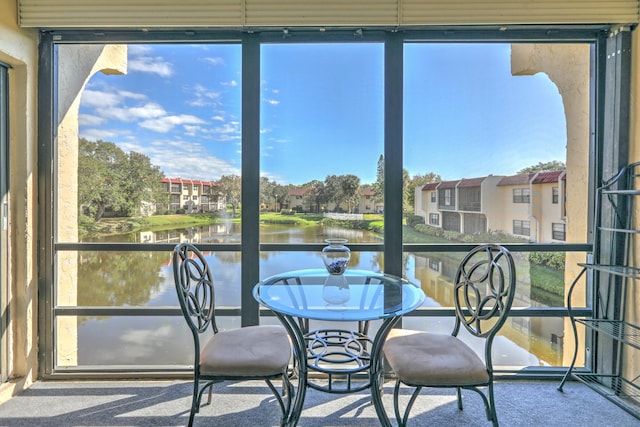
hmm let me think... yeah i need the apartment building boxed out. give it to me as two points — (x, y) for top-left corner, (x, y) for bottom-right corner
(415, 170), (566, 243)
(288, 186), (384, 214)
(160, 177), (226, 213)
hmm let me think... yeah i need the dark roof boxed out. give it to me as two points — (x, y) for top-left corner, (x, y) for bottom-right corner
(532, 170), (564, 184)
(497, 173), (533, 186)
(458, 177), (485, 188)
(438, 180), (460, 189)
(422, 182), (439, 190)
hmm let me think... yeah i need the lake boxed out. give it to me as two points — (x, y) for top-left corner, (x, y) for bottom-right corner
(74, 222), (566, 368)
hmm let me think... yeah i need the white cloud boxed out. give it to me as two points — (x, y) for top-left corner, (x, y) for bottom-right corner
(139, 114), (206, 133)
(81, 90), (122, 108)
(139, 138), (240, 180)
(203, 57), (224, 66)
(265, 99), (280, 105)
(221, 80), (238, 87)
(79, 114), (106, 126)
(128, 102), (167, 119)
(92, 102), (167, 123)
(80, 128), (121, 141)
(187, 84), (222, 107)
(118, 90), (147, 100)
(128, 56), (174, 77)
(127, 45), (153, 55)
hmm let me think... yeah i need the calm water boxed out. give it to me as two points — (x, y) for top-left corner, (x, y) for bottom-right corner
(74, 223), (565, 368)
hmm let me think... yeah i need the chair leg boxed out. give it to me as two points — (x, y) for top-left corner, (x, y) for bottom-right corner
(456, 387), (463, 410)
(487, 382), (499, 427)
(188, 378), (199, 427)
(266, 377), (293, 427)
(394, 381), (422, 427)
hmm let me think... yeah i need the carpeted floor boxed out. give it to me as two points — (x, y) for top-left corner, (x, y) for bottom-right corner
(0, 379), (638, 426)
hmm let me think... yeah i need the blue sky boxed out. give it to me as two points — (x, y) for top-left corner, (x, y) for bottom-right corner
(78, 42), (567, 185)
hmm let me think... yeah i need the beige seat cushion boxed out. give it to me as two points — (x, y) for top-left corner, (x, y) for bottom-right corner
(200, 325), (291, 377)
(384, 329), (489, 386)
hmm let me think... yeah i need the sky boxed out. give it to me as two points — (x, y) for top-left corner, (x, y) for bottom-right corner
(77, 42), (570, 185)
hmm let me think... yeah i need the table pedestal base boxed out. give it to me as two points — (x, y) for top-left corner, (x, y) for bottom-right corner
(305, 328), (373, 393)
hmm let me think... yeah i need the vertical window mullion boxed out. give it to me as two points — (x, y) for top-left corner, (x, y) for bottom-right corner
(0, 62), (9, 383)
(384, 33), (403, 277)
(241, 34), (261, 326)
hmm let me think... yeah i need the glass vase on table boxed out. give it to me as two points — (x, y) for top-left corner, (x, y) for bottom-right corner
(321, 238), (351, 307)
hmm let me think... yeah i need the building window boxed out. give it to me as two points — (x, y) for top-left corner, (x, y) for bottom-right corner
(444, 189), (452, 206)
(171, 183), (180, 192)
(552, 186), (559, 204)
(513, 188), (530, 203)
(192, 195), (197, 200)
(430, 191), (436, 202)
(513, 220), (530, 236)
(552, 223), (566, 241)
(183, 195), (189, 200)
(429, 213), (439, 225)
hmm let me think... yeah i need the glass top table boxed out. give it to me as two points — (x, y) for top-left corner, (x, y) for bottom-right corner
(254, 268), (425, 427)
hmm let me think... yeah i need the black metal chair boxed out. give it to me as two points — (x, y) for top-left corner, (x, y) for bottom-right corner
(383, 244), (516, 427)
(172, 242), (293, 426)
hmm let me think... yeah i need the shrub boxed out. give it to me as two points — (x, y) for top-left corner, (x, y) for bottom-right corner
(406, 215), (425, 228)
(529, 251), (566, 270)
(415, 224), (443, 237)
(280, 209), (295, 215)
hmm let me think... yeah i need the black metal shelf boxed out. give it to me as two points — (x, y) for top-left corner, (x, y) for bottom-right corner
(577, 263), (640, 280)
(559, 162), (640, 420)
(575, 319), (640, 350)
(572, 373), (640, 419)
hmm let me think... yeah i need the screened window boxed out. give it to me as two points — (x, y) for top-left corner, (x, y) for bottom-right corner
(513, 219), (531, 236)
(552, 223), (566, 241)
(513, 188), (531, 203)
(45, 32), (598, 376)
(552, 186), (559, 203)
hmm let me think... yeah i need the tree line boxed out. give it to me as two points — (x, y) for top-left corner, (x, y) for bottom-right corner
(79, 138), (563, 222)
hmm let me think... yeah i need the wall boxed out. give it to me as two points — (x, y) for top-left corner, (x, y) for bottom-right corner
(0, 0), (39, 402)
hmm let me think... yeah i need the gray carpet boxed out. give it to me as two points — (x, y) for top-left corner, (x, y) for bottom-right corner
(0, 380), (638, 426)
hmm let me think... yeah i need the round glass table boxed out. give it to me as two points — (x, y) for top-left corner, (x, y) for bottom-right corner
(253, 268), (425, 427)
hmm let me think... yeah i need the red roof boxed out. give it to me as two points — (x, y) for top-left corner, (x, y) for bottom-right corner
(532, 170), (564, 184)
(361, 188), (376, 196)
(161, 177), (217, 186)
(422, 182), (439, 190)
(289, 188), (308, 196)
(438, 180), (460, 189)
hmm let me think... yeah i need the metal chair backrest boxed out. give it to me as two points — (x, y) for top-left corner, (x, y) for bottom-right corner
(173, 243), (218, 345)
(453, 244), (516, 340)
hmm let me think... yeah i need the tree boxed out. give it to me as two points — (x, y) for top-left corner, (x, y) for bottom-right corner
(340, 174), (361, 213)
(260, 177), (276, 210)
(324, 175), (342, 211)
(323, 174), (361, 213)
(373, 154), (384, 203)
(274, 184), (289, 211)
(518, 160), (566, 174)
(122, 151), (166, 216)
(218, 174), (242, 215)
(404, 171), (441, 213)
(78, 138), (165, 221)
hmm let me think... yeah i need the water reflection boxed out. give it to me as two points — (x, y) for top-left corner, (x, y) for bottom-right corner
(75, 223), (565, 367)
